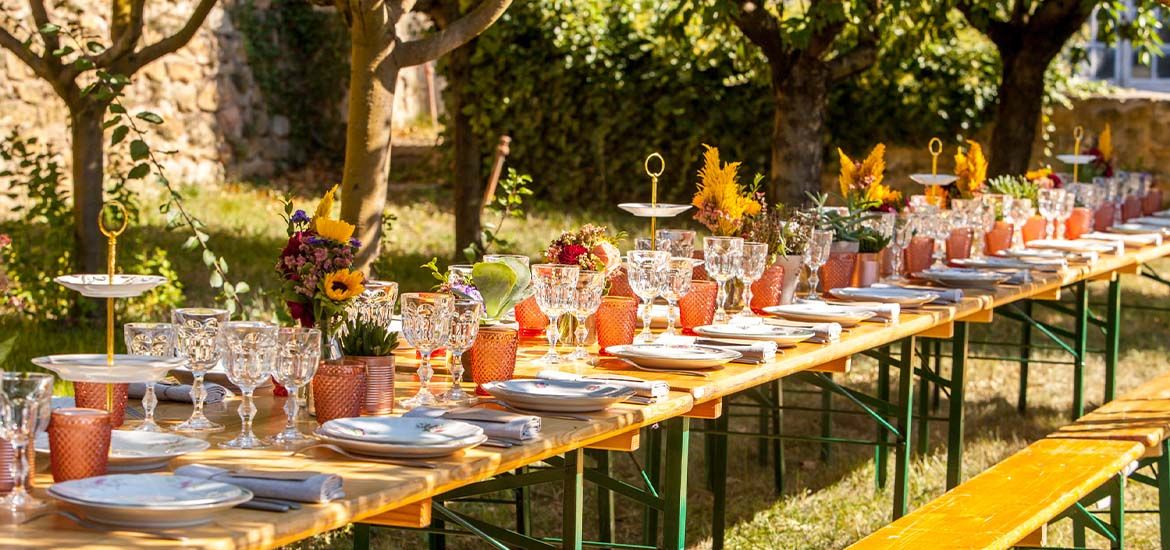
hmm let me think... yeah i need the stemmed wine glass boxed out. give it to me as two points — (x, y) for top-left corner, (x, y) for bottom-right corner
(627, 250), (668, 344)
(440, 299), (482, 406)
(703, 237), (743, 322)
(1008, 198), (1034, 249)
(172, 308), (229, 433)
(655, 229), (697, 259)
(267, 327), (321, 447)
(569, 271), (606, 363)
(0, 372), (53, 514)
(219, 321), (278, 449)
(1056, 192), (1075, 239)
(926, 208), (953, 269)
(968, 200), (994, 259)
(123, 322), (174, 432)
(888, 213), (916, 281)
(1037, 188), (1064, 240)
(735, 242), (768, 319)
(531, 264), (579, 364)
(658, 258), (693, 337)
(399, 293), (454, 408)
(803, 230), (833, 300)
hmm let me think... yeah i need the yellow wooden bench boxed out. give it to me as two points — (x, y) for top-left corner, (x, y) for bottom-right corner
(848, 438), (1144, 549)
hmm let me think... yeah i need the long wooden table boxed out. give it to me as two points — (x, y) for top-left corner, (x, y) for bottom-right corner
(10, 239), (1170, 549)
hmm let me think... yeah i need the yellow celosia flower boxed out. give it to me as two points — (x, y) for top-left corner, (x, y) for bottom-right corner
(954, 140), (988, 198)
(323, 269), (364, 301)
(316, 217), (355, 243)
(838, 144), (886, 200)
(691, 144), (760, 235)
(314, 184), (339, 222)
(865, 183), (901, 205)
(1025, 167), (1052, 181)
(1099, 123), (1112, 162)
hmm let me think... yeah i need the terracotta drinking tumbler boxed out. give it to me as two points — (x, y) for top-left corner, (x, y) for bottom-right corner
(1021, 216), (1047, 243)
(854, 255), (880, 288)
(48, 408), (111, 482)
(514, 295), (549, 338)
(348, 356), (395, 415)
(72, 382), (129, 428)
(468, 326), (520, 396)
(984, 221), (1012, 256)
(1144, 189), (1163, 215)
(1064, 207), (1093, 240)
(819, 251), (856, 292)
(596, 296), (639, 353)
(606, 268), (638, 300)
(749, 264), (785, 313)
(312, 361), (367, 423)
(945, 228), (972, 263)
(1094, 203), (1115, 231)
(679, 280), (717, 334)
(903, 236), (934, 276)
(1123, 195), (1142, 221)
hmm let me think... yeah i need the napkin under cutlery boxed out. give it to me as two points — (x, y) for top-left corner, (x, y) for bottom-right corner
(404, 406), (541, 441)
(655, 334), (777, 363)
(871, 284), (964, 304)
(1086, 231), (1163, 247)
(537, 369), (670, 401)
(129, 382), (230, 404)
(762, 319), (841, 343)
(807, 300), (899, 323)
(173, 464), (345, 504)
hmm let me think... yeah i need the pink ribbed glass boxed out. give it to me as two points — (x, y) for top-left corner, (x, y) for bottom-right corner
(984, 221), (1012, 256)
(945, 228), (972, 263)
(312, 361), (367, 423)
(596, 296), (638, 353)
(903, 236), (934, 275)
(1095, 204), (1115, 231)
(468, 327), (519, 396)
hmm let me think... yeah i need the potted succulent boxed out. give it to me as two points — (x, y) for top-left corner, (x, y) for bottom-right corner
(833, 144), (901, 289)
(740, 204), (809, 307)
(990, 172), (1048, 243)
(340, 317), (399, 415)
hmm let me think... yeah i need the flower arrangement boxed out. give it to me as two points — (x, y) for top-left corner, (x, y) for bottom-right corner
(544, 224), (624, 275)
(740, 203), (812, 260)
(691, 144), (763, 236)
(1025, 167), (1062, 189)
(953, 140), (988, 199)
(277, 185), (365, 338)
(838, 144), (901, 212)
(1086, 123), (1114, 179)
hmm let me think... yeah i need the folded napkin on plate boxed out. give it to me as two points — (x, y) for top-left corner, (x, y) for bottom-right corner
(810, 300), (899, 323)
(1086, 231), (1163, 247)
(129, 382), (229, 404)
(693, 338), (777, 363)
(174, 464), (344, 503)
(537, 370), (669, 401)
(762, 319), (841, 343)
(404, 406), (540, 441)
(871, 284), (963, 304)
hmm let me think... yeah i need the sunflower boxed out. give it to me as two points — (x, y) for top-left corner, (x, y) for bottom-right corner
(316, 217), (356, 243)
(323, 269), (364, 301)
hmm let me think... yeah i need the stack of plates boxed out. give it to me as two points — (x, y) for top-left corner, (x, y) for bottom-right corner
(828, 287), (939, 307)
(761, 303), (876, 327)
(692, 324), (815, 345)
(36, 431), (209, 472)
(48, 474), (252, 528)
(482, 379), (637, 413)
(914, 268), (1012, 289)
(316, 416), (486, 458)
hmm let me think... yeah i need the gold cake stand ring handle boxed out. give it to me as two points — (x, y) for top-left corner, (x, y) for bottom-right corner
(1073, 125), (1084, 142)
(928, 137), (943, 157)
(98, 200), (128, 239)
(644, 153), (665, 179)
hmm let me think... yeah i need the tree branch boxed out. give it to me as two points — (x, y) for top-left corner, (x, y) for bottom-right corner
(730, 0), (786, 63)
(0, 24), (55, 82)
(28, 0), (60, 53)
(829, 42), (877, 82)
(392, 0), (512, 68)
(57, 0), (146, 84)
(117, 0), (216, 75)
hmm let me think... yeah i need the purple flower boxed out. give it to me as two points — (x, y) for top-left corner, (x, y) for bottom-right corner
(291, 210), (310, 224)
(451, 282), (483, 303)
(349, 238), (361, 248)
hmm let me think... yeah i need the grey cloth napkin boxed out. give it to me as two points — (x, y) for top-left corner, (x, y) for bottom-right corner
(693, 339), (777, 364)
(871, 284), (964, 304)
(404, 407), (541, 441)
(763, 319), (842, 343)
(174, 464), (344, 503)
(129, 382), (229, 404)
(536, 370), (670, 400)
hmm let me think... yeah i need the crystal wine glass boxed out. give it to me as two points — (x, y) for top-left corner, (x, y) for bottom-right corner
(569, 271), (606, 363)
(531, 264), (580, 364)
(1056, 192), (1075, 239)
(803, 230), (833, 301)
(347, 280), (399, 330)
(926, 208), (952, 269)
(627, 250), (668, 344)
(440, 299), (482, 406)
(172, 307), (229, 433)
(888, 212), (916, 282)
(703, 236), (743, 322)
(400, 292), (454, 408)
(123, 322), (174, 432)
(1037, 188), (1064, 240)
(1009, 198), (1034, 249)
(658, 258), (693, 337)
(0, 372), (53, 514)
(655, 229), (697, 260)
(219, 321), (278, 449)
(267, 327), (321, 447)
(735, 242), (768, 319)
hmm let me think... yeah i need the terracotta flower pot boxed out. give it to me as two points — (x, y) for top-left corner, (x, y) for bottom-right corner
(514, 295), (548, 337)
(1123, 195), (1142, 221)
(749, 264), (785, 313)
(1144, 189), (1163, 215)
(903, 236), (934, 276)
(596, 296), (638, 354)
(1021, 215), (1047, 243)
(984, 221), (1012, 256)
(1094, 203), (1116, 231)
(819, 242), (857, 293)
(774, 255), (803, 305)
(945, 228), (972, 263)
(679, 281), (717, 334)
(468, 326), (519, 396)
(312, 361), (367, 423)
(1065, 207), (1093, 240)
(72, 382), (128, 428)
(853, 252), (880, 288)
(346, 355), (395, 416)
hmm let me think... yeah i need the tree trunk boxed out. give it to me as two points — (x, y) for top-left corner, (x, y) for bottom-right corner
(987, 46), (1049, 177)
(70, 102), (107, 274)
(449, 42), (484, 259)
(339, 33), (398, 273)
(769, 56), (830, 207)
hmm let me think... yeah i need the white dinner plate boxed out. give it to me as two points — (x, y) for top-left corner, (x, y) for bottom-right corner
(314, 429), (488, 458)
(48, 474), (251, 528)
(914, 269), (1012, 289)
(1055, 154), (1097, 165)
(1109, 223), (1167, 235)
(605, 344), (742, 370)
(54, 274), (168, 298)
(761, 304), (876, 327)
(31, 354), (184, 383)
(951, 257), (1065, 272)
(617, 203), (692, 218)
(692, 324), (816, 345)
(1131, 217), (1170, 228)
(828, 287), (939, 306)
(483, 379), (637, 412)
(997, 248), (1068, 259)
(1026, 239), (1119, 254)
(36, 431), (210, 472)
(319, 416), (484, 447)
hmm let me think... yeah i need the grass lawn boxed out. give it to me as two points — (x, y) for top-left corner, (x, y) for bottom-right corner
(3, 181), (1168, 549)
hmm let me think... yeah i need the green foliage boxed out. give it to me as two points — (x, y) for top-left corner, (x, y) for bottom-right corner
(232, 0), (350, 167)
(471, 259), (530, 322)
(987, 175), (1040, 201)
(464, 168), (535, 261)
(340, 318), (399, 357)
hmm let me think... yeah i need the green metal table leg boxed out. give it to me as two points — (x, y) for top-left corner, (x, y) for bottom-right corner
(1158, 440), (1170, 546)
(1018, 300), (1033, 414)
(771, 380), (785, 494)
(946, 322), (969, 490)
(353, 523), (371, 550)
(1105, 274), (1122, 403)
(662, 417), (690, 550)
(518, 465), (531, 535)
(821, 376), (833, 463)
(429, 516), (446, 550)
(931, 340), (942, 412)
(1073, 281), (1088, 420)
(590, 450), (615, 545)
(875, 348), (890, 491)
(642, 426), (661, 548)
(704, 418), (716, 491)
(756, 390), (768, 466)
(893, 337), (916, 519)
(563, 449), (584, 550)
(711, 410), (730, 550)
(1110, 474), (1125, 550)
(916, 340), (931, 455)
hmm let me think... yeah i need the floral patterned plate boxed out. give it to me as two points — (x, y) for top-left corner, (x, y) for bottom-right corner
(54, 274), (168, 298)
(692, 324), (816, 345)
(483, 379), (637, 412)
(319, 417), (484, 446)
(314, 429), (488, 458)
(36, 431), (210, 472)
(604, 344), (742, 369)
(48, 474), (251, 528)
